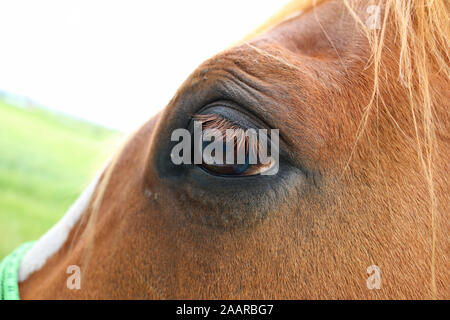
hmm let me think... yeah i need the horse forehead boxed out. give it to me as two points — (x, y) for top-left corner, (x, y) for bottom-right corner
(190, 3), (369, 86)
(250, 0), (369, 59)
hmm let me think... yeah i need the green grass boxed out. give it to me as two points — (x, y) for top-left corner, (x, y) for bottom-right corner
(0, 100), (121, 259)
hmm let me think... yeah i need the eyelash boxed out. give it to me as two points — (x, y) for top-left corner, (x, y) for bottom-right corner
(192, 113), (276, 177)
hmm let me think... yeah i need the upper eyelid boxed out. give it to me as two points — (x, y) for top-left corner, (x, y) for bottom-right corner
(183, 94), (290, 159)
(192, 113), (257, 154)
(193, 101), (265, 131)
(193, 113), (242, 130)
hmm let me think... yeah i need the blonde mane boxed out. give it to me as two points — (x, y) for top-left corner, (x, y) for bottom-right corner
(341, 0), (449, 300)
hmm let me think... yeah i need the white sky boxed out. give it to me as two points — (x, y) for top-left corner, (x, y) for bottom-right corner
(0, 0), (289, 132)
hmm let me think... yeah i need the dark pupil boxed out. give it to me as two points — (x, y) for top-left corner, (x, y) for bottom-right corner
(201, 140), (251, 175)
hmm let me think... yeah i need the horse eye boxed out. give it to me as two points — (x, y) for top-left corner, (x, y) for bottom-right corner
(197, 133), (276, 177)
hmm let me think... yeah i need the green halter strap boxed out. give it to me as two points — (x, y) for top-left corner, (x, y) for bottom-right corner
(0, 242), (35, 300)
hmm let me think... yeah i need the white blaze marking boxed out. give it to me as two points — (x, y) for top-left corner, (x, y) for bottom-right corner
(18, 171), (102, 282)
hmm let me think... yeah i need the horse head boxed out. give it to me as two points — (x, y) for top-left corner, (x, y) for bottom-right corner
(18, 0), (449, 299)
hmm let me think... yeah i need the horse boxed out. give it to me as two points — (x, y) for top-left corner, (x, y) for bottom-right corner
(14, 0), (449, 299)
